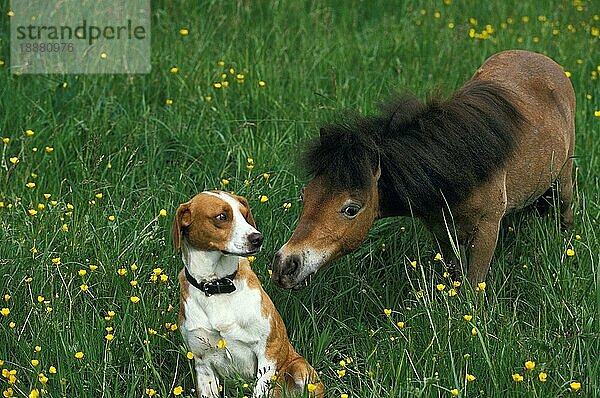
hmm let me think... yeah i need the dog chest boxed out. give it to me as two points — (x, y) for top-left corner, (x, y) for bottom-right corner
(181, 279), (272, 377)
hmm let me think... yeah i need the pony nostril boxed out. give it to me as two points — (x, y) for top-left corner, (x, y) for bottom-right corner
(282, 255), (301, 276)
(248, 232), (263, 248)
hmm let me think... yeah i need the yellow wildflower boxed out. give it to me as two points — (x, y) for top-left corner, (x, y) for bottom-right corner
(512, 373), (523, 382)
(525, 360), (535, 371)
(74, 351), (84, 359)
(570, 382), (581, 391)
(538, 372), (547, 382)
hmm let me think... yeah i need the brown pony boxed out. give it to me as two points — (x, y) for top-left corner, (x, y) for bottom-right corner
(271, 50), (575, 289)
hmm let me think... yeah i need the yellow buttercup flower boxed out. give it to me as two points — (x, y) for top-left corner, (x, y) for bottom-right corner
(179, 28), (188, 35)
(569, 382), (581, 391)
(451, 389), (459, 397)
(384, 308), (392, 316)
(48, 366), (56, 374)
(307, 384), (317, 392)
(74, 351), (84, 359)
(436, 284), (446, 291)
(31, 359), (39, 367)
(538, 372), (547, 382)
(466, 374), (475, 382)
(512, 373), (523, 382)
(105, 334), (114, 341)
(337, 369), (346, 377)
(217, 339), (227, 349)
(260, 195), (268, 203)
(8, 157), (18, 165)
(471, 327), (478, 336)
(186, 351), (194, 360)
(130, 296), (140, 303)
(434, 253), (442, 261)
(566, 248), (575, 256)
(525, 360), (535, 371)
(173, 386), (183, 396)
(159, 209), (167, 217)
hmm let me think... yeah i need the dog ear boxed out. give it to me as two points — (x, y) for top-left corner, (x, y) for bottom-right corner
(172, 203), (191, 252)
(235, 195), (256, 229)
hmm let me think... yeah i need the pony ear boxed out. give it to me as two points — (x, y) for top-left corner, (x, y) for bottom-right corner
(374, 163), (382, 181)
(172, 203), (191, 253)
(319, 127), (325, 140)
(235, 195), (257, 229)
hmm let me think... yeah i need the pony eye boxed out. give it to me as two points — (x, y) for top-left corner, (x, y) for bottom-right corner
(215, 213), (228, 221)
(341, 204), (361, 219)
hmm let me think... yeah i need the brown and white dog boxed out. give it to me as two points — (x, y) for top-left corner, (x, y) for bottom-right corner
(173, 191), (324, 398)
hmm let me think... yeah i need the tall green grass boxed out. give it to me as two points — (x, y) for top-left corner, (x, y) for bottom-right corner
(1, 0), (599, 397)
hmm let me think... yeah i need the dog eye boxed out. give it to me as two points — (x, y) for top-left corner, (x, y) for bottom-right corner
(215, 213), (228, 221)
(341, 204), (361, 219)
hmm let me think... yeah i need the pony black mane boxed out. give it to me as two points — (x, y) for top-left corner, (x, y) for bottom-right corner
(302, 80), (524, 215)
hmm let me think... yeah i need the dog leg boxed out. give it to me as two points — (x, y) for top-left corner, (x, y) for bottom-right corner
(253, 359), (277, 398)
(194, 359), (220, 398)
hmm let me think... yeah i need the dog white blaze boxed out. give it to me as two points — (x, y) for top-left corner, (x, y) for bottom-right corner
(206, 191), (260, 255)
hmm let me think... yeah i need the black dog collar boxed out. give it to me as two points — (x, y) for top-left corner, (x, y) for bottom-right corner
(184, 267), (237, 297)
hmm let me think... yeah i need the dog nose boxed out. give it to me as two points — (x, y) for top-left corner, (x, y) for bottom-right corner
(248, 232), (263, 249)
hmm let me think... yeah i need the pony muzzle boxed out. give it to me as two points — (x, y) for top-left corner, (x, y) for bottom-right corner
(271, 248), (326, 289)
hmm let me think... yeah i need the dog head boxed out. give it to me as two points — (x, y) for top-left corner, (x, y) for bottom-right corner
(172, 191), (263, 256)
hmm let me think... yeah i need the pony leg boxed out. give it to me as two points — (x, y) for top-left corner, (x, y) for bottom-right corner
(557, 158), (574, 230)
(466, 216), (502, 286)
(425, 216), (465, 280)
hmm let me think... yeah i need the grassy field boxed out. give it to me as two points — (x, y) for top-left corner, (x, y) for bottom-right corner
(1, 0), (599, 397)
